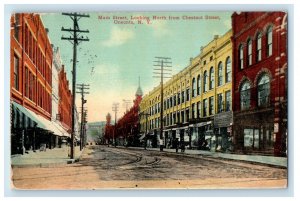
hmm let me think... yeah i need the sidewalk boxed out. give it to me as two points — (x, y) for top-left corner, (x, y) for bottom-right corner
(11, 146), (84, 168)
(118, 146), (287, 168)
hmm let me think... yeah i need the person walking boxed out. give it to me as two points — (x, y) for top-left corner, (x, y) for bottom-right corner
(175, 138), (179, 153)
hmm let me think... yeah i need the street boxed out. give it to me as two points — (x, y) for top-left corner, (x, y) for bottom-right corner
(12, 145), (287, 189)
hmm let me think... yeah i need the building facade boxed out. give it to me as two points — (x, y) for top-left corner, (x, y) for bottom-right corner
(58, 65), (72, 134)
(140, 30), (233, 151)
(10, 13), (55, 154)
(231, 12), (287, 156)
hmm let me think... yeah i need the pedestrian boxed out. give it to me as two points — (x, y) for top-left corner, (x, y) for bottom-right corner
(175, 138), (178, 153)
(181, 141), (185, 153)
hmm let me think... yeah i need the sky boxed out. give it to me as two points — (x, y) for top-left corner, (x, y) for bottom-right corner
(41, 12), (232, 122)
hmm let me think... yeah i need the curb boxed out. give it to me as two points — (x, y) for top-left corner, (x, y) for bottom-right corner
(11, 147), (85, 168)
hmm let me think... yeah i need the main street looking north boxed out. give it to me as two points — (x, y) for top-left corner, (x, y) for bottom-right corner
(12, 145), (287, 189)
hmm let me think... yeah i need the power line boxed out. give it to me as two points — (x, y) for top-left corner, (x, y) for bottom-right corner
(76, 83), (90, 150)
(112, 102), (119, 147)
(153, 57), (172, 152)
(61, 12), (89, 159)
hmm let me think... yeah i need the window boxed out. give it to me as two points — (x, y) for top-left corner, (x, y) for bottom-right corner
(192, 78), (196, 97)
(192, 103), (196, 119)
(218, 62), (223, 86)
(173, 94), (176, 106)
(210, 56), (213, 61)
(173, 113), (176, 124)
(197, 75), (201, 95)
(203, 60), (206, 65)
(14, 14), (20, 41)
(186, 109), (189, 122)
(29, 71), (32, 100)
(13, 55), (19, 91)
(267, 27), (273, 57)
(258, 74), (270, 107)
(209, 96), (214, 115)
(203, 99), (207, 117)
(197, 101), (201, 118)
(240, 81), (251, 110)
(217, 93), (223, 113)
(225, 57), (231, 83)
(209, 67), (214, 90)
(257, 33), (262, 62)
(181, 91), (185, 103)
(186, 88), (190, 101)
(225, 90), (231, 111)
(248, 40), (252, 66)
(178, 92), (181, 104)
(181, 111), (185, 123)
(25, 67), (28, 97)
(239, 45), (244, 69)
(170, 96), (173, 107)
(203, 71), (208, 92)
(177, 111), (180, 123)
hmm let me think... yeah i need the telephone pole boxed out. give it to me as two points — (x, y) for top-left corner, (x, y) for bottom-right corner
(76, 83), (89, 150)
(153, 57), (172, 151)
(61, 12), (89, 159)
(112, 102), (119, 147)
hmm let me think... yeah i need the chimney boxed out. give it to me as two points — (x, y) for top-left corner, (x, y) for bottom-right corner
(45, 28), (49, 35)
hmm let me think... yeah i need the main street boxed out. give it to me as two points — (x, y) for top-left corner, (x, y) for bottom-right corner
(12, 145), (287, 189)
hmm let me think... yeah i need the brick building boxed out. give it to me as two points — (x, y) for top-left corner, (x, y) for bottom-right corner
(58, 65), (72, 133)
(231, 12), (287, 156)
(10, 13), (57, 154)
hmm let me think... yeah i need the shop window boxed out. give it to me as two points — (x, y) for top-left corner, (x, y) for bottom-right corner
(243, 129), (260, 148)
(240, 81), (251, 110)
(258, 74), (270, 107)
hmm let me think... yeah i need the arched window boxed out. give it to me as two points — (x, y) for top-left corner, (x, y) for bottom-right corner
(203, 71), (208, 92)
(257, 32), (262, 62)
(240, 81), (251, 110)
(192, 77), (196, 98)
(247, 39), (252, 66)
(225, 57), (231, 83)
(209, 67), (214, 90)
(267, 27), (273, 57)
(197, 75), (201, 95)
(258, 74), (270, 107)
(239, 45), (244, 69)
(218, 62), (223, 86)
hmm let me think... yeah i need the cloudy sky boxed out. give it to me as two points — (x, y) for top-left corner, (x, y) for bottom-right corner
(41, 12), (232, 122)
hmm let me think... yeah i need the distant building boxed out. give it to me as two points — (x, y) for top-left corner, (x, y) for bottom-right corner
(115, 78), (143, 146)
(231, 12), (287, 156)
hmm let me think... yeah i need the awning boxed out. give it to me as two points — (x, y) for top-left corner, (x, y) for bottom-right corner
(12, 102), (67, 137)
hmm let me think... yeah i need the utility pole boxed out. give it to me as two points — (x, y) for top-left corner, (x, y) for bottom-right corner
(83, 109), (88, 147)
(61, 12), (89, 159)
(76, 83), (89, 150)
(122, 99), (132, 112)
(153, 57), (172, 151)
(112, 102), (119, 147)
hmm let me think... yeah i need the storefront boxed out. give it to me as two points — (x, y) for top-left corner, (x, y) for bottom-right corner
(11, 102), (68, 155)
(214, 111), (233, 152)
(233, 108), (275, 155)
